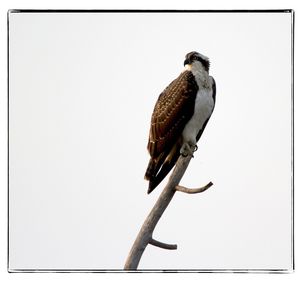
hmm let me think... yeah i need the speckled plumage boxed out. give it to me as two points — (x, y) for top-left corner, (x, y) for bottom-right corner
(147, 70), (199, 158)
(145, 52), (216, 194)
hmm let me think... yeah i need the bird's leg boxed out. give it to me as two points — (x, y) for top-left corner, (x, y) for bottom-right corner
(180, 142), (198, 157)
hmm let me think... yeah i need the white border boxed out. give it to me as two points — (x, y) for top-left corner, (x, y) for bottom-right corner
(1, 1), (299, 282)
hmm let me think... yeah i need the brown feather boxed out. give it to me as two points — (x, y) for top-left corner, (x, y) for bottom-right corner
(145, 70), (198, 193)
(147, 70), (198, 158)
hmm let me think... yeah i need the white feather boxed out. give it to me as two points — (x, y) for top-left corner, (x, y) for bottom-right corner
(182, 61), (214, 145)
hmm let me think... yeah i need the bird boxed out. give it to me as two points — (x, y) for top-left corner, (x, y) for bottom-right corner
(144, 51), (216, 194)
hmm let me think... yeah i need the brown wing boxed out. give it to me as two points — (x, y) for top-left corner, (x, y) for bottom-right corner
(147, 70), (199, 158)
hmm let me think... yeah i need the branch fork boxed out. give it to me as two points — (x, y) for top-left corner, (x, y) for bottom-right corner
(124, 154), (213, 270)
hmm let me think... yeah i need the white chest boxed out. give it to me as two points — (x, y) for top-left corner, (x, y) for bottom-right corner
(182, 80), (214, 143)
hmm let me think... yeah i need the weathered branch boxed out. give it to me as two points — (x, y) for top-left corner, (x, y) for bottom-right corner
(124, 154), (211, 270)
(176, 181), (213, 194)
(149, 238), (177, 250)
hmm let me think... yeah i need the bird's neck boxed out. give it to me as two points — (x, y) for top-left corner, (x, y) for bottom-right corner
(185, 61), (210, 88)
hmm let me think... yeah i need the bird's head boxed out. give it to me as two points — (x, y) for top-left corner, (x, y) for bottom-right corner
(184, 51), (210, 72)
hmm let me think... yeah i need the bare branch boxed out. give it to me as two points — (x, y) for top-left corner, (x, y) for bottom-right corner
(175, 181), (213, 194)
(124, 154), (212, 270)
(149, 238), (177, 250)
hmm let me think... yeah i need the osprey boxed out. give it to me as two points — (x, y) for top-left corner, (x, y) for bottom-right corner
(144, 51), (216, 194)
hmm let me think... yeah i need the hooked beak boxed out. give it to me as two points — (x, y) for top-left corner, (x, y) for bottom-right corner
(184, 58), (190, 66)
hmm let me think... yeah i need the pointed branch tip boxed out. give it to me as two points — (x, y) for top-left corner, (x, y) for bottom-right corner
(175, 181), (213, 194)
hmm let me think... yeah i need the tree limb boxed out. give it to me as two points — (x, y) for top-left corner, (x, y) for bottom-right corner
(149, 238), (177, 250)
(176, 181), (213, 194)
(124, 154), (211, 270)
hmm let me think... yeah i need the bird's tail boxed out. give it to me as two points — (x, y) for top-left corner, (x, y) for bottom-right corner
(145, 143), (181, 194)
(144, 158), (157, 181)
(144, 151), (167, 181)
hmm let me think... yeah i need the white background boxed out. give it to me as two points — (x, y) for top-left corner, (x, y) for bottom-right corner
(8, 11), (292, 270)
(1, 1), (298, 281)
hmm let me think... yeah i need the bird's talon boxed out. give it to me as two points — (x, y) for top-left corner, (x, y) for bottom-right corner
(180, 143), (196, 157)
(181, 152), (188, 157)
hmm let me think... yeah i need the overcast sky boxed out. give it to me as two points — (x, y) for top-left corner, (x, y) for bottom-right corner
(9, 11), (293, 271)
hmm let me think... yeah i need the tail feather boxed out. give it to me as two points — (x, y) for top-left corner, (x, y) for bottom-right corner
(144, 158), (157, 181)
(147, 152), (180, 194)
(144, 151), (168, 181)
(146, 143), (181, 194)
